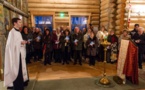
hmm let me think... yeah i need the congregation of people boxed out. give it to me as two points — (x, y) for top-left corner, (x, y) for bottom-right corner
(21, 24), (145, 69)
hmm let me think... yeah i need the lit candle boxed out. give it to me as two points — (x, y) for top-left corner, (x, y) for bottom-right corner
(104, 32), (108, 40)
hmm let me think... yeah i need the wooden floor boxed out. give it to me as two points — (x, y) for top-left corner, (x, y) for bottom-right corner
(27, 61), (117, 81)
(27, 60), (145, 81)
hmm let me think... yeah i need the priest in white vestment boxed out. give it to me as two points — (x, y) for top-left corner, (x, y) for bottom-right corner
(4, 18), (29, 90)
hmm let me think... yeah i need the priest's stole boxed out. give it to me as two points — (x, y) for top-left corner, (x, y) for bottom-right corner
(117, 40), (129, 83)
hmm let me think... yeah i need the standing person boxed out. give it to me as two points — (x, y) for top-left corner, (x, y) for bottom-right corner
(70, 27), (75, 61)
(4, 18), (29, 90)
(82, 28), (88, 60)
(118, 30), (130, 50)
(33, 28), (42, 61)
(43, 27), (47, 35)
(107, 30), (118, 63)
(61, 29), (71, 65)
(72, 27), (83, 65)
(134, 27), (145, 69)
(83, 28), (92, 60)
(28, 27), (35, 60)
(21, 26), (32, 64)
(42, 29), (52, 65)
(60, 26), (65, 34)
(86, 32), (98, 66)
(130, 24), (139, 39)
(96, 26), (108, 61)
(82, 28), (87, 35)
(52, 27), (62, 63)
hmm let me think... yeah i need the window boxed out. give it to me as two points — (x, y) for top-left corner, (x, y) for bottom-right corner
(71, 16), (88, 31)
(35, 16), (53, 32)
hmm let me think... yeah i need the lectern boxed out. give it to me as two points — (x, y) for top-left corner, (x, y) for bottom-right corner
(117, 39), (138, 84)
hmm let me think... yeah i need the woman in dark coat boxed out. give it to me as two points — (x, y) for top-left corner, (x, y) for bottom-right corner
(33, 28), (42, 61)
(61, 29), (71, 65)
(52, 28), (63, 63)
(42, 29), (52, 65)
(86, 32), (98, 66)
(107, 30), (118, 63)
(21, 26), (31, 64)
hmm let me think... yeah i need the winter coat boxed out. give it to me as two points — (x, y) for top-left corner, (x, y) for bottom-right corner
(72, 33), (83, 50)
(134, 33), (145, 54)
(52, 33), (63, 50)
(42, 34), (52, 52)
(33, 32), (42, 50)
(61, 35), (71, 52)
(86, 37), (98, 56)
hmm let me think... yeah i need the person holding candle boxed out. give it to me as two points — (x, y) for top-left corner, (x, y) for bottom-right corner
(86, 32), (99, 66)
(96, 26), (108, 62)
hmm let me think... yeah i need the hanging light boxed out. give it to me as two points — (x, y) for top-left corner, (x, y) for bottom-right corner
(60, 12), (64, 18)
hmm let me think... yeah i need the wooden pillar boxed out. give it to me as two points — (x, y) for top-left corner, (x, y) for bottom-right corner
(100, 0), (109, 29)
(100, 0), (116, 31)
(108, 0), (116, 31)
(90, 1), (100, 28)
(115, 0), (126, 35)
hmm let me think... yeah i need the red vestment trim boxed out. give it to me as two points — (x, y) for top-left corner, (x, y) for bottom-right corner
(123, 42), (138, 84)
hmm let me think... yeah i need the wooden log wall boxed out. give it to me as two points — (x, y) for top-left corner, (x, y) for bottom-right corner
(28, 0), (100, 29)
(100, 0), (116, 31)
(115, 0), (126, 34)
(125, 0), (145, 31)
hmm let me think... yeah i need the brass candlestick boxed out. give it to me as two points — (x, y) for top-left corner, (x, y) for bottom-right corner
(99, 40), (111, 85)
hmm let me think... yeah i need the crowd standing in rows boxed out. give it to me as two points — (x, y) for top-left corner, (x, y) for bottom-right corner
(21, 24), (145, 69)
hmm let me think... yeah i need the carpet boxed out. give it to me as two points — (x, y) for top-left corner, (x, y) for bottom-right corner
(33, 77), (145, 90)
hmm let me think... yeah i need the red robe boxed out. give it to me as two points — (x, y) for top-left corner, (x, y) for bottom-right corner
(123, 41), (138, 84)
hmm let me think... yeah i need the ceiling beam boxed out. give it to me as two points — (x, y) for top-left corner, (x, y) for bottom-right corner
(27, 0), (100, 5)
(29, 8), (100, 13)
(28, 3), (99, 9)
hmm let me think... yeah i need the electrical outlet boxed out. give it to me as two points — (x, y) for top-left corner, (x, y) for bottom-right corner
(1, 69), (3, 74)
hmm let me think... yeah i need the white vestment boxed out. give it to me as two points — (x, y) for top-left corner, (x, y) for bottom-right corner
(4, 28), (28, 87)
